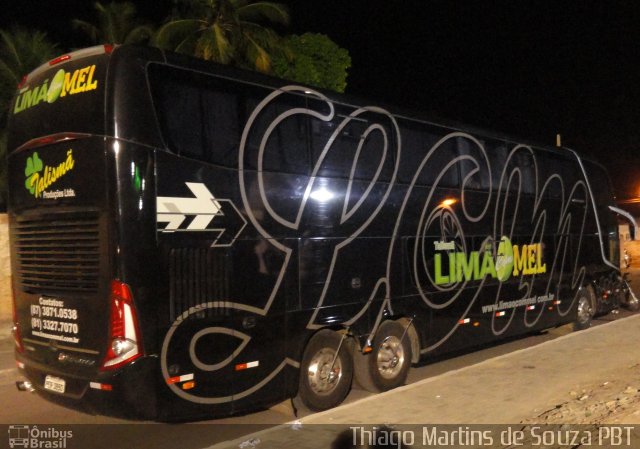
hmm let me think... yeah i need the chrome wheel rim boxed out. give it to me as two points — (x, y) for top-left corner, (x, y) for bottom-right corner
(307, 348), (342, 396)
(577, 295), (593, 323)
(376, 336), (405, 379)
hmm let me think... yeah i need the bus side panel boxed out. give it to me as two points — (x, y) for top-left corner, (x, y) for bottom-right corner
(154, 152), (293, 418)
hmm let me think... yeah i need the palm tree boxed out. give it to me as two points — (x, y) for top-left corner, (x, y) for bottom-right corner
(0, 28), (59, 209)
(72, 1), (155, 45)
(153, 0), (289, 73)
(0, 27), (58, 125)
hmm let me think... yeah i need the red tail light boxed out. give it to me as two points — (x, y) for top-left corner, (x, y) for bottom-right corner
(101, 280), (143, 370)
(11, 283), (24, 353)
(16, 132), (90, 152)
(17, 75), (28, 89)
(48, 54), (71, 66)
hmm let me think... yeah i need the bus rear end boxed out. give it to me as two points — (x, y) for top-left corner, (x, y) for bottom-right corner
(7, 46), (155, 419)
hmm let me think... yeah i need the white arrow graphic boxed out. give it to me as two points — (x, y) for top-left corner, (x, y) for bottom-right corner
(157, 182), (223, 231)
(157, 182), (247, 247)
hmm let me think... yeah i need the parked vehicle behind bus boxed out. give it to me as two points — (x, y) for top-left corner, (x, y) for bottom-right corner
(7, 45), (627, 420)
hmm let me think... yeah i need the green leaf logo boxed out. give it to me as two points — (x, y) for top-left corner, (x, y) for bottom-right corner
(495, 236), (514, 282)
(24, 152), (43, 194)
(47, 69), (65, 103)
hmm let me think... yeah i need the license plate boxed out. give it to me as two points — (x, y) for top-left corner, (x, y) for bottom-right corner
(44, 375), (66, 393)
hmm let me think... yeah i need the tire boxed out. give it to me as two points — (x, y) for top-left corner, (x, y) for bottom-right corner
(297, 330), (353, 411)
(354, 320), (412, 392)
(573, 285), (596, 331)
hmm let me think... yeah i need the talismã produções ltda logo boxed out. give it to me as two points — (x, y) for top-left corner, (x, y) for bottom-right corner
(24, 150), (76, 199)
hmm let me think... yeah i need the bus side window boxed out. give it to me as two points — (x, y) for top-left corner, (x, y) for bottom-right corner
(308, 103), (394, 182)
(398, 123), (458, 188)
(457, 135), (490, 191)
(148, 65), (241, 167)
(200, 87), (241, 167)
(488, 142), (508, 191)
(150, 71), (204, 158)
(514, 150), (537, 195)
(543, 153), (577, 199)
(584, 161), (618, 263)
(243, 87), (310, 175)
(584, 162), (614, 206)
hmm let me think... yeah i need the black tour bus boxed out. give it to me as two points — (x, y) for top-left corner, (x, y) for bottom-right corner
(6, 45), (627, 420)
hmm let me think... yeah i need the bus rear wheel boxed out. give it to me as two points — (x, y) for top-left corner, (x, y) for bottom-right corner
(297, 330), (353, 411)
(573, 285), (596, 331)
(354, 320), (412, 392)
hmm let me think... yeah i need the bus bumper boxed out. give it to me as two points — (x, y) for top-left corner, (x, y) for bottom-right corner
(15, 353), (158, 420)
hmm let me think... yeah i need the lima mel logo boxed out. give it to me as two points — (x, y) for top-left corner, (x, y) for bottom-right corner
(433, 236), (546, 285)
(13, 64), (99, 114)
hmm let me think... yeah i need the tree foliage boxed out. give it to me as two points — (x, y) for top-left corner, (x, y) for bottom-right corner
(0, 28), (59, 123)
(272, 33), (351, 93)
(0, 28), (58, 208)
(153, 0), (289, 73)
(72, 1), (155, 45)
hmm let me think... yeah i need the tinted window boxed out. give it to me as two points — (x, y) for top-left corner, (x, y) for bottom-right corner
(584, 161), (618, 264)
(149, 64), (242, 167)
(542, 152), (579, 199)
(488, 142), (508, 191)
(309, 102), (395, 181)
(150, 65), (312, 174)
(242, 86), (310, 174)
(513, 148), (537, 195)
(584, 161), (614, 206)
(458, 135), (491, 191)
(399, 123), (458, 187)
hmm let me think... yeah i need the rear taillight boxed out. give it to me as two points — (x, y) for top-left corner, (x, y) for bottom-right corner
(101, 280), (143, 370)
(17, 75), (28, 89)
(16, 132), (90, 152)
(48, 54), (71, 66)
(11, 283), (24, 353)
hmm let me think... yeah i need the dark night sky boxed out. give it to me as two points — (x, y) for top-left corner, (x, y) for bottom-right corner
(3, 1), (640, 199)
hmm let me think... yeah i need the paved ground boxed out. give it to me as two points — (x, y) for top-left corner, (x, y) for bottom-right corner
(205, 313), (640, 448)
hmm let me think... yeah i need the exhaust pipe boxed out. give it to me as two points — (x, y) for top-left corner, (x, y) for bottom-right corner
(16, 381), (34, 393)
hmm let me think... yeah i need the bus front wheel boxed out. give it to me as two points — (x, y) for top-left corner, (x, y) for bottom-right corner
(573, 285), (596, 331)
(354, 320), (412, 392)
(297, 330), (353, 411)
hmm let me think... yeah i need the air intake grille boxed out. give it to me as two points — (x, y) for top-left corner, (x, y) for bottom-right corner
(14, 212), (101, 293)
(168, 248), (231, 321)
